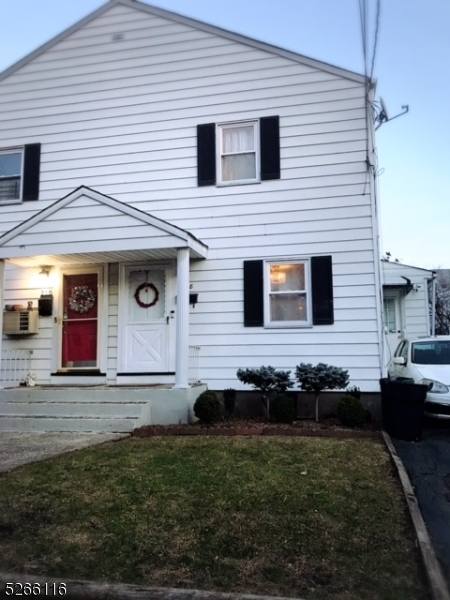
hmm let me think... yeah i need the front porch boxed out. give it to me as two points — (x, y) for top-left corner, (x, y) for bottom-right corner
(0, 187), (209, 431)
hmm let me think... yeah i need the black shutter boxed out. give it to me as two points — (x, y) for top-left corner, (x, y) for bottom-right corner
(311, 255), (334, 325)
(244, 260), (264, 327)
(260, 116), (280, 180)
(197, 123), (216, 186)
(22, 143), (41, 201)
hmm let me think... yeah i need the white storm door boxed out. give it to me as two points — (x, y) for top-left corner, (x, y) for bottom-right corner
(122, 267), (169, 373)
(383, 291), (403, 359)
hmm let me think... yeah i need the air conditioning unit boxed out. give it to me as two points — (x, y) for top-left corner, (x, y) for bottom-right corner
(3, 311), (38, 335)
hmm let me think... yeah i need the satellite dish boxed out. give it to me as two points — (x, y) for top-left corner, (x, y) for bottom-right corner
(380, 97), (389, 122)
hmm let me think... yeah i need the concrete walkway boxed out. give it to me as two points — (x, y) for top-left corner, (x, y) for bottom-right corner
(0, 432), (129, 473)
(392, 419), (450, 587)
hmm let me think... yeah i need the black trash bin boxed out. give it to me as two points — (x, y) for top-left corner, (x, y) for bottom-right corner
(380, 378), (428, 441)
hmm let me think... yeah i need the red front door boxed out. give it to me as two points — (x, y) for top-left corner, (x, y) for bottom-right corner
(62, 273), (98, 369)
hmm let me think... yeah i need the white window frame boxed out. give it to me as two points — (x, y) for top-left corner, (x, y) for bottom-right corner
(0, 147), (24, 205)
(216, 120), (259, 186)
(383, 297), (397, 333)
(264, 259), (312, 328)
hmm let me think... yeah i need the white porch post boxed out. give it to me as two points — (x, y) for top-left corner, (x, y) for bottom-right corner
(174, 248), (190, 388)
(0, 260), (5, 387)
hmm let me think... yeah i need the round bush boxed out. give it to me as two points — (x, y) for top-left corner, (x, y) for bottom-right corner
(338, 395), (368, 428)
(194, 390), (221, 424)
(271, 393), (297, 423)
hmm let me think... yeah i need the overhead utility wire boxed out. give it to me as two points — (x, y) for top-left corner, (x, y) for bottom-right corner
(358, 0), (368, 77)
(370, 0), (381, 81)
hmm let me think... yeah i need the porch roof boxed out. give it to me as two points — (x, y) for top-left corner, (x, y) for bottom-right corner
(0, 186), (208, 267)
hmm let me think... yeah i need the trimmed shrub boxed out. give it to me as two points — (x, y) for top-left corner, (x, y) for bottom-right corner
(338, 395), (368, 428)
(295, 363), (349, 423)
(271, 394), (297, 423)
(194, 390), (221, 424)
(236, 366), (293, 417)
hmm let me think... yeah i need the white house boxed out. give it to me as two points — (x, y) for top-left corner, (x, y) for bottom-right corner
(0, 0), (383, 431)
(381, 260), (434, 362)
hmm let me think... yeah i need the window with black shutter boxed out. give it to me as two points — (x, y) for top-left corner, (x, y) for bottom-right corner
(197, 124), (216, 186)
(198, 116), (280, 186)
(311, 256), (334, 325)
(243, 255), (334, 327)
(243, 260), (264, 327)
(0, 143), (41, 203)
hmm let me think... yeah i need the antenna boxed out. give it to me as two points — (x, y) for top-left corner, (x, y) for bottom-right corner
(375, 98), (409, 130)
(380, 97), (389, 121)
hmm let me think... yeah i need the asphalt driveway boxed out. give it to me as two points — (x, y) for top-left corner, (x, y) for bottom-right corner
(0, 432), (128, 473)
(392, 418), (450, 586)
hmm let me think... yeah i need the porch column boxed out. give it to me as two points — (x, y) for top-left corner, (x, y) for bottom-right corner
(0, 260), (5, 388)
(174, 248), (190, 388)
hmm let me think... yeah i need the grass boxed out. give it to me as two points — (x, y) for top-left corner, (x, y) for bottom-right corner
(0, 437), (429, 600)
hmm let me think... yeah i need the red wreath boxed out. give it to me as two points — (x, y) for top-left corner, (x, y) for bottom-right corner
(134, 282), (159, 308)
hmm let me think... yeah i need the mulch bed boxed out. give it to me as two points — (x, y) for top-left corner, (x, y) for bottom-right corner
(133, 417), (381, 439)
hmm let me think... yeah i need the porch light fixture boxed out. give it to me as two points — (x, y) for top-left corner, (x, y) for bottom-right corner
(39, 266), (51, 277)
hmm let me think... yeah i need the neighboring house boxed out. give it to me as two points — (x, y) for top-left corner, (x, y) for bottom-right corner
(381, 260), (434, 362)
(0, 0), (383, 430)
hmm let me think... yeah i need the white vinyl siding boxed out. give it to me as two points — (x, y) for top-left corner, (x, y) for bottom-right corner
(0, 2), (382, 390)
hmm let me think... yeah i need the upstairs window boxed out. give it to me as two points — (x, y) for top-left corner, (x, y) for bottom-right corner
(198, 116), (280, 186)
(218, 121), (258, 184)
(0, 144), (41, 204)
(0, 150), (22, 202)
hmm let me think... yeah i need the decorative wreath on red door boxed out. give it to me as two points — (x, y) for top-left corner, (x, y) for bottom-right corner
(134, 282), (159, 308)
(68, 286), (96, 313)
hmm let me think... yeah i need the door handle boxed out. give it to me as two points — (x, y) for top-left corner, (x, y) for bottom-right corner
(166, 316), (169, 325)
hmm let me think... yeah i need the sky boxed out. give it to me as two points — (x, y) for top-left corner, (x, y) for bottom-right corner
(0, 0), (449, 270)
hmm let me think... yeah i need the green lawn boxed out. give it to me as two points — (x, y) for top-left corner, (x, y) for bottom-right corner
(0, 437), (429, 600)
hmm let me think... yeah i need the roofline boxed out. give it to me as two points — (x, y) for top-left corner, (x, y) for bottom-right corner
(0, 0), (368, 85)
(0, 185), (208, 253)
(381, 259), (434, 275)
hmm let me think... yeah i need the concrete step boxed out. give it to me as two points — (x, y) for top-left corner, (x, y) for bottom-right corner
(0, 402), (145, 419)
(0, 416), (134, 433)
(0, 384), (207, 432)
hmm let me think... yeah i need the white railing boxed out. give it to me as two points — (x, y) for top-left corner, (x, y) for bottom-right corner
(188, 345), (200, 384)
(0, 350), (33, 388)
